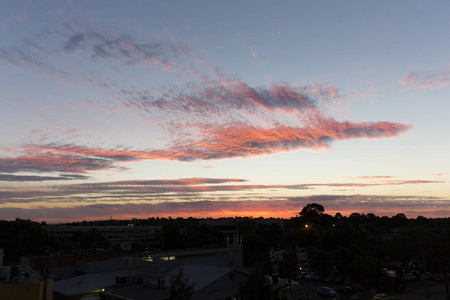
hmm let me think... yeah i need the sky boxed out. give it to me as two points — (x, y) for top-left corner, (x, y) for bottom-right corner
(1, 1), (449, 223)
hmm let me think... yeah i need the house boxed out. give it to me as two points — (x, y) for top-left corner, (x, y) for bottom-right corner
(0, 248), (53, 300)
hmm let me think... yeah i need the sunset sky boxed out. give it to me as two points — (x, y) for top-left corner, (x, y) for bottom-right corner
(1, 1), (449, 223)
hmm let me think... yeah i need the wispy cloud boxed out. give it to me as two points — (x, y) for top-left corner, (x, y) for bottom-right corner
(0, 176), (442, 206)
(123, 80), (340, 117)
(344, 176), (393, 179)
(149, 120), (410, 161)
(0, 77), (410, 173)
(302, 180), (443, 188)
(0, 174), (89, 182)
(0, 117), (410, 174)
(62, 28), (187, 68)
(1, 194), (449, 222)
(0, 23), (193, 86)
(0, 151), (119, 174)
(107, 178), (248, 185)
(0, 9), (28, 30)
(0, 23), (410, 178)
(400, 69), (450, 90)
(117, 78), (410, 161)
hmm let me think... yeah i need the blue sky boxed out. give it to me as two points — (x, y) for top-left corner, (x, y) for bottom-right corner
(1, 1), (449, 222)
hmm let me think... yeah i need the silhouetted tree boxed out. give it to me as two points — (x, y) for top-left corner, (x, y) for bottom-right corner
(307, 246), (334, 276)
(169, 268), (196, 300)
(0, 219), (59, 264)
(160, 223), (191, 250)
(300, 203), (325, 217)
(242, 267), (272, 300)
(194, 224), (225, 248)
(239, 219), (272, 274)
(267, 223), (283, 246)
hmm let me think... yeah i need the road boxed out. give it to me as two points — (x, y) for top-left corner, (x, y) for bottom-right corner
(281, 278), (449, 300)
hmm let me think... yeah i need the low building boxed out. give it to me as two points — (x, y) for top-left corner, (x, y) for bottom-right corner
(107, 263), (249, 300)
(53, 269), (141, 300)
(0, 248), (53, 300)
(21, 251), (125, 280)
(196, 217), (285, 245)
(141, 246), (242, 287)
(52, 246), (246, 300)
(44, 225), (161, 246)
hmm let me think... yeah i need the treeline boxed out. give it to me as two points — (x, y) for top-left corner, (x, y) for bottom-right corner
(0, 218), (60, 265)
(0, 218), (112, 265)
(0, 218), (226, 265)
(1, 204), (449, 289)
(240, 203), (450, 291)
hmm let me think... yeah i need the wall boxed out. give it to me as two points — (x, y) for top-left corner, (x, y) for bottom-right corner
(76, 256), (141, 273)
(0, 280), (53, 300)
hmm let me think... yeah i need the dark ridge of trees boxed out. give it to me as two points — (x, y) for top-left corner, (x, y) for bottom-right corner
(0, 218), (59, 265)
(1, 206), (449, 293)
(68, 228), (111, 250)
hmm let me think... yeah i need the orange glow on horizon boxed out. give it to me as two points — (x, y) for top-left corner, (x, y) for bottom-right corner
(31, 207), (448, 224)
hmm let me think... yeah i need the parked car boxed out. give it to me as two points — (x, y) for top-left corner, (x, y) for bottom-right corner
(317, 286), (338, 297)
(402, 272), (416, 281)
(333, 285), (352, 295)
(373, 294), (395, 300)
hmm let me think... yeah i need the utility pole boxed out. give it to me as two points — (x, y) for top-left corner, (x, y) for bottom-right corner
(420, 240), (429, 298)
(42, 250), (50, 300)
(443, 258), (449, 300)
(442, 230), (449, 300)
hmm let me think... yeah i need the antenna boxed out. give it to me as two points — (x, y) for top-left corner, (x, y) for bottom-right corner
(120, 241), (132, 252)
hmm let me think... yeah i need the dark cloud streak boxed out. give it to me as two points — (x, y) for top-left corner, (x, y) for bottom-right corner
(1, 195), (449, 221)
(0, 177), (442, 205)
(0, 173), (89, 182)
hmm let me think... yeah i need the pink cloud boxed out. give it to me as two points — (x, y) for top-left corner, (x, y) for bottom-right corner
(118, 78), (409, 162)
(249, 46), (258, 59)
(345, 176), (393, 179)
(0, 117), (410, 174)
(400, 70), (450, 90)
(0, 23), (412, 179)
(302, 180), (443, 188)
(176, 120), (410, 160)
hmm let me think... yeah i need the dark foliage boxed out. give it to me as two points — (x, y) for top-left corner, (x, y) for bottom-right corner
(169, 268), (196, 300)
(241, 266), (272, 300)
(0, 218), (59, 264)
